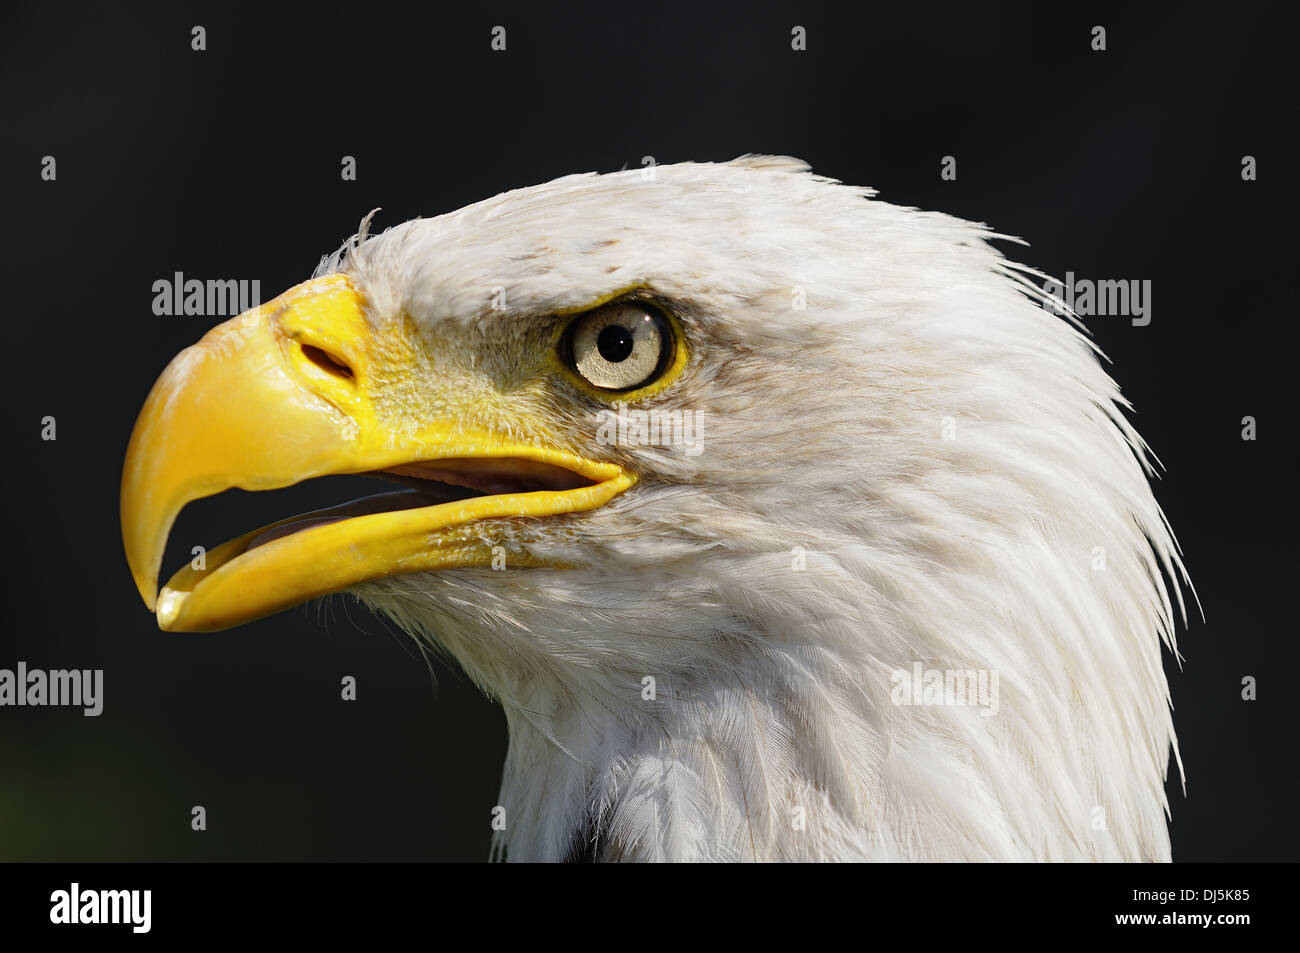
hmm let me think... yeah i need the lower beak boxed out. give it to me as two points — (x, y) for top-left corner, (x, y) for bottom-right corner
(120, 274), (634, 632)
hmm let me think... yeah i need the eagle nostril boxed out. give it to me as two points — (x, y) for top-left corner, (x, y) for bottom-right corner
(300, 344), (354, 380)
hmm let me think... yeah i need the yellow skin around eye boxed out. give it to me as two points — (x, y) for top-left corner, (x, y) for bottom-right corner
(571, 305), (664, 389)
(548, 290), (691, 404)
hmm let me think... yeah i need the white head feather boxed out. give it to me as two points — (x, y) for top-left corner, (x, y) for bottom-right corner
(323, 156), (1189, 861)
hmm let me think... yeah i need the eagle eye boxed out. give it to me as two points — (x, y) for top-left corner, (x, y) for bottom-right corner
(564, 301), (673, 391)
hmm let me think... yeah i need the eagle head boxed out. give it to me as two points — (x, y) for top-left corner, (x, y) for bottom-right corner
(122, 156), (1188, 861)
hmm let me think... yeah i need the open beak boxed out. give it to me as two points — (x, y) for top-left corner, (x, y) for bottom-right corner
(121, 274), (635, 632)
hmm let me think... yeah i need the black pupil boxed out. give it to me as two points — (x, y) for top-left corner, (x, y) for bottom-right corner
(597, 323), (635, 362)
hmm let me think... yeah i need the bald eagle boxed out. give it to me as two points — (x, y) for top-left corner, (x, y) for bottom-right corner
(121, 156), (1189, 862)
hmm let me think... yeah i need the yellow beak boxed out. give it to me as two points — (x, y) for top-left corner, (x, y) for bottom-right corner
(121, 274), (634, 632)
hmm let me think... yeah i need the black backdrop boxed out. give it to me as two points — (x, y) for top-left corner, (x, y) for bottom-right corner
(0, 1), (1293, 861)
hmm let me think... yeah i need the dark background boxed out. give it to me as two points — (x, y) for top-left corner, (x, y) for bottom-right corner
(0, 2), (1293, 861)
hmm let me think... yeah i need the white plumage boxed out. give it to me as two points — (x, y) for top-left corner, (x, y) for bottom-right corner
(325, 156), (1188, 861)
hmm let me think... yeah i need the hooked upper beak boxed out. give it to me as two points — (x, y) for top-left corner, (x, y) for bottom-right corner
(121, 274), (634, 632)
